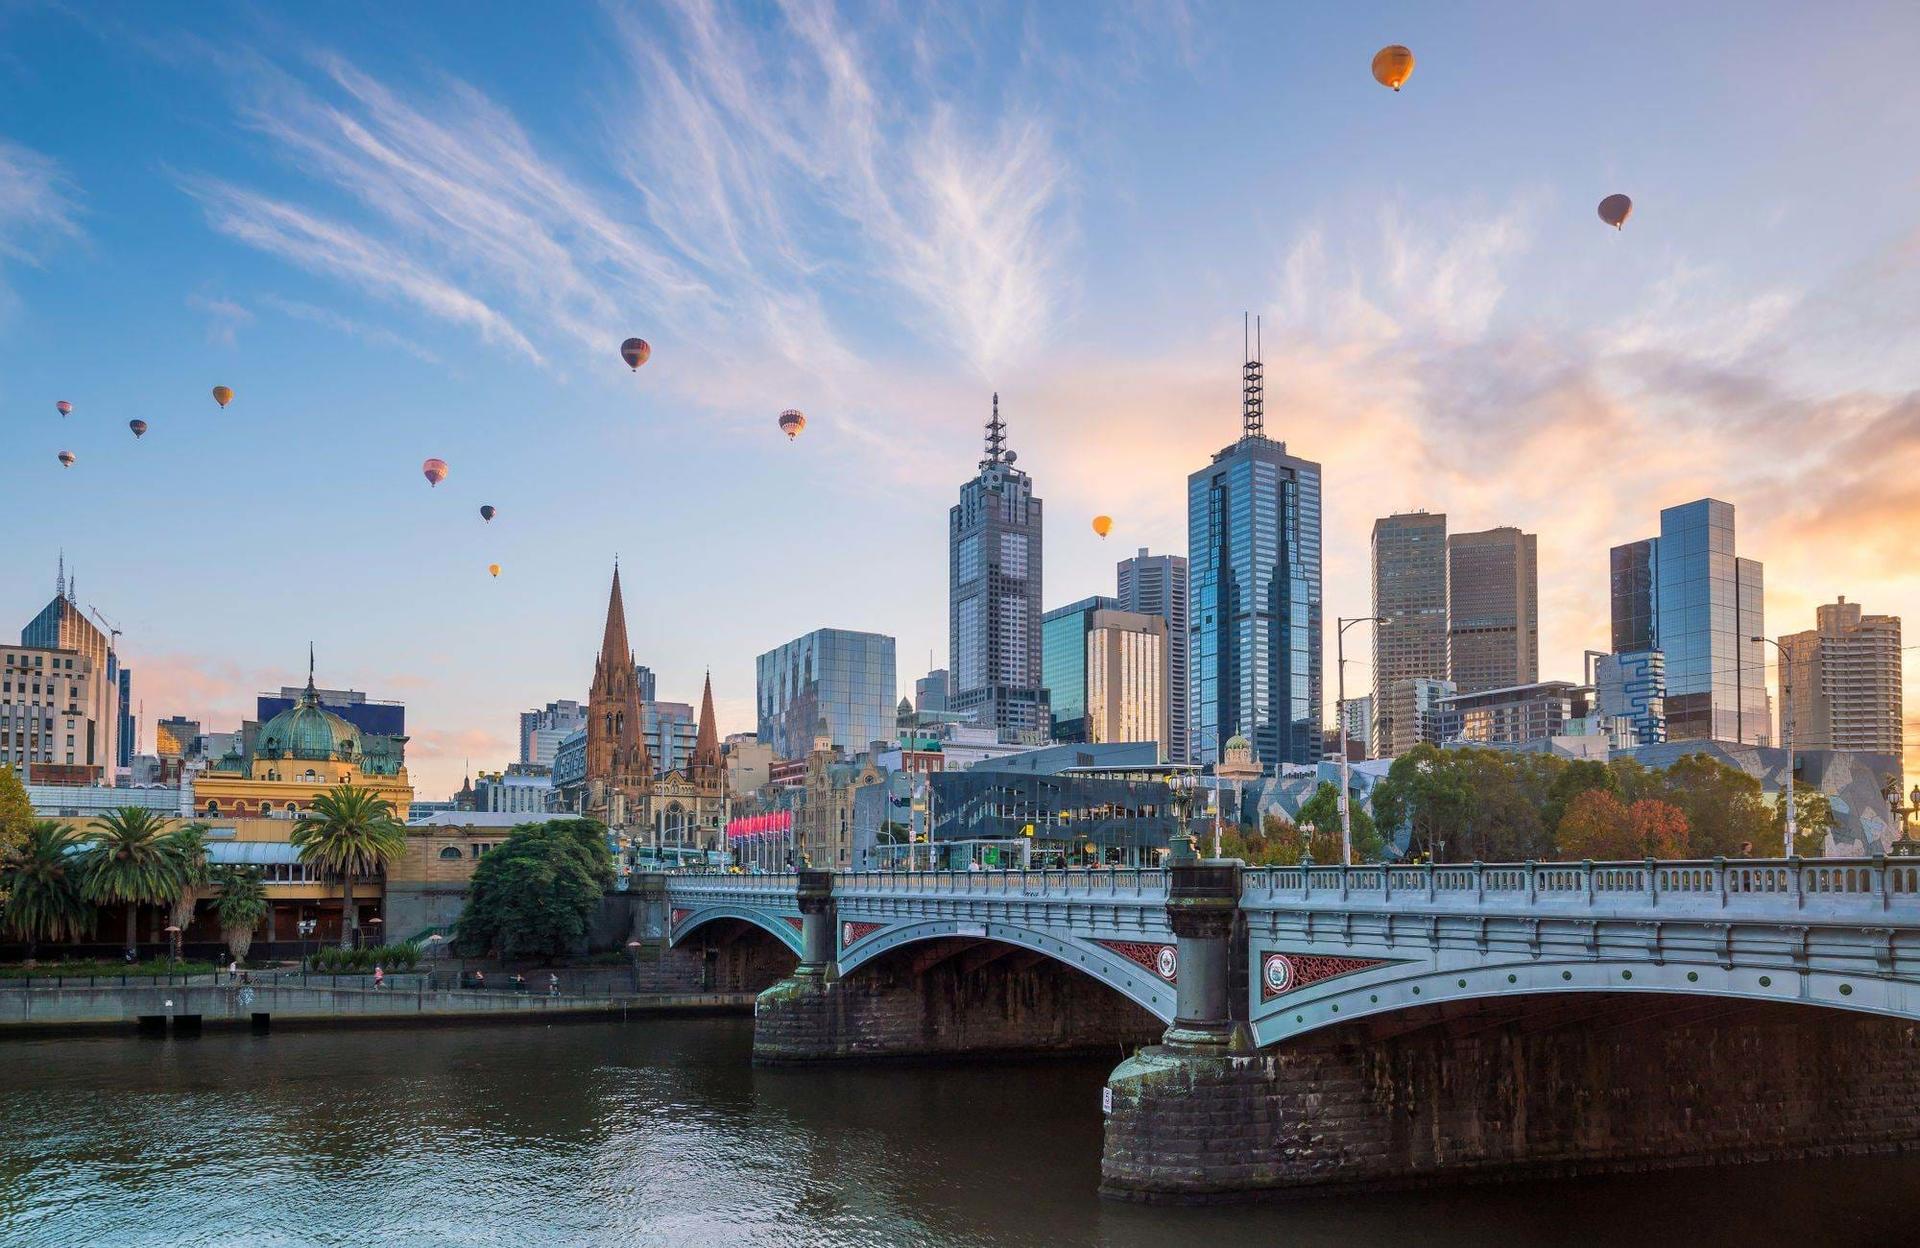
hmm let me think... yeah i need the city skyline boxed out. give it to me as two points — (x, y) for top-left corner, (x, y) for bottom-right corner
(5, 3), (1920, 797)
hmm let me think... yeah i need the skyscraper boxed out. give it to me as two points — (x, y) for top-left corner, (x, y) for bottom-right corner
(1188, 322), (1322, 769)
(1042, 596), (1119, 743)
(914, 669), (950, 716)
(1042, 598), (1169, 754)
(19, 563), (120, 785)
(520, 699), (586, 767)
(756, 628), (898, 759)
(1447, 526), (1539, 695)
(1116, 547), (1190, 763)
(1371, 512), (1449, 756)
(1610, 499), (1768, 745)
(1779, 597), (1902, 769)
(949, 394), (1049, 742)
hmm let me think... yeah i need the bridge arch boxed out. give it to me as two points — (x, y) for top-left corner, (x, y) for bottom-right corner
(1251, 952), (1920, 1048)
(668, 904), (805, 957)
(838, 918), (1176, 1023)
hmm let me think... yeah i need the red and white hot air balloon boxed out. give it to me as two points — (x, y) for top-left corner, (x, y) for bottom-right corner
(422, 458), (449, 487)
(55, 400), (72, 417)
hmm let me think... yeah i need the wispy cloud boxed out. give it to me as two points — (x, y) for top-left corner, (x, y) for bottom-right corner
(258, 293), (440, 363)
(0, 136), (82, 303)
(186, 292), (253, 347)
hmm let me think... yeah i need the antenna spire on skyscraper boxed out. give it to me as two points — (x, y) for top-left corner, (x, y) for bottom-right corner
(1242, 312), (1264, 439)
(983, 391), (1008, 465)
(56, 550), (65, 601)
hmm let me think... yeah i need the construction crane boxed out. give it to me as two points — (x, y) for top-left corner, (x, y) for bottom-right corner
(88, 605), (123, 653)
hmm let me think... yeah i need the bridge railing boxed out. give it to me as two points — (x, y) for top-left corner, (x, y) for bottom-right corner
(665, 872), (800, 893)
(1243, 857), (1920, 912)
(833, 867), (1167, 898)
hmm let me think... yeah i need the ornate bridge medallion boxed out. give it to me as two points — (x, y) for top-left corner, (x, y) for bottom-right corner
(842, 921), (885, 949)
(670, 908), (691, 928)
(1262, 952), (1395, 1000)
(1098, 940), (1178, 984)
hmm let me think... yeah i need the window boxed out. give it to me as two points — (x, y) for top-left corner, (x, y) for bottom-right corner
(439, 846), (463, 860)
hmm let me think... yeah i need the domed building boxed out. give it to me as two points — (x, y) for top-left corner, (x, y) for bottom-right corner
(196, 661), (412, 821)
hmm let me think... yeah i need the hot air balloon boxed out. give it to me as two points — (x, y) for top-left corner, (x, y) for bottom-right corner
(212, 385), (234, 408)
(57, 451), (74, 469)
(778, 409), (806, 441)
(1598, 194), (1633, 230)
(55, 400), (72, 418)
(488, 563), (501, 578)
(480, 505), (496, 523)
(620, 338), (651, 370)
(1371, 45), (1415, 91)
(422, 458), (449, 487)
(1092, 515), (1113, 539)
(129, 420), (148, 439)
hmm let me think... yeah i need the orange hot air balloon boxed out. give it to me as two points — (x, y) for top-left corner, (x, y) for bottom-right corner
(1371, 45), (1415, 91)
(488, 563), (501, 578)
(422, 458), (449, 487)
(778, 409), (806, 441)
(1598, 194), (1633, 230)
(1091, 515), (1114, 539)
(57, 450), (75, 468)
(55, 400), (72, 417)
(480, 505), (496, 522)
(129, 420), (148, 439)
(620, 338), (651, 370)
(212, 385), (234, 408)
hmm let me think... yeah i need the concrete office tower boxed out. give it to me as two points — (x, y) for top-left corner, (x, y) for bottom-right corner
(1447, 526), (1539, 695)
(1117, 547), (1190, 763)
(1188, 320), (1322, 769)
(1611, 499), (1768, 745)
(949, 394), (1049, 742)
(1780, 597), (1902, 770)
(519, 699), (587, 767)
(1371, 512), (1449, 756)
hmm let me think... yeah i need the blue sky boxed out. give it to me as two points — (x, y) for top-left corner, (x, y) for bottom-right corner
(4, 1), (1919, 797)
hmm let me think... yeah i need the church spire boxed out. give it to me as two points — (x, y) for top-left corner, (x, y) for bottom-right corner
(600, 563), (632, 666)
(691, 669), (722, 776)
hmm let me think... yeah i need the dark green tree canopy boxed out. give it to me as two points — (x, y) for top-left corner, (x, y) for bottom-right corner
(454, 819), (614, 960)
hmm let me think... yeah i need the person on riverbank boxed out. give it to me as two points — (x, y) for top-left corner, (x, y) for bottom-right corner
(548, 973), (559, 997)
(473, 970), (486, 991)
(373, 964), (384, 989)
(228, 959), (238, 983)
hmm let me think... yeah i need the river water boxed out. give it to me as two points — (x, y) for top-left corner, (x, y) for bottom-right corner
(3, 1017), (1918, 1247)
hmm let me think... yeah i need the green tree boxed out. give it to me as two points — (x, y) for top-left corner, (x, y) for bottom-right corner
(80, 807), (189, 953)
(1454, 750), (1551, 861)
(1775, 788), (1833, 858)
(1369, 744), (1474, 861)
(454, 819), (614, 960)
(292, 785), (406, 948)
(164, 823), (214, 935)
(2, 821), (91, 960)
(210, 866), (269, 965)
(1544, 759), (1616, 834)
(0, 765), (33, 877)
(1647, 753), (1775, 857)
(1295, 782), (1383, 862)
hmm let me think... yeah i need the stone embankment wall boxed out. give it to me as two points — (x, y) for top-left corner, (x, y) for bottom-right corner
(756, 937), (1163, 1063)
(1102, 994), (1920, 1201)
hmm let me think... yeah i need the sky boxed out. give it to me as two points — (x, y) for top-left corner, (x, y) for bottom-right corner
(3, 1), (1920, 800)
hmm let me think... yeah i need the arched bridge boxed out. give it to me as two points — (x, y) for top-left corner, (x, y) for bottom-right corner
(664, 856), (1920, 1040)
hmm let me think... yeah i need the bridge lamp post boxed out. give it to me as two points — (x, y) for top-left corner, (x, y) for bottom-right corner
(1336, 616), (1387, 866)
(1753, 634), (1796, 859)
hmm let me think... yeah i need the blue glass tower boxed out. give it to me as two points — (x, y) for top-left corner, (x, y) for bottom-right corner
(1187, 329), (1322, 769)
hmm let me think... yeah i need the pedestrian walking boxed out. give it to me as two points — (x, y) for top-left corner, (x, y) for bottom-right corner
(473, 969), (486, 991)
(228, 959), (238, 983)
(373, 964), (385, 989)
(548, 972), (559, 997)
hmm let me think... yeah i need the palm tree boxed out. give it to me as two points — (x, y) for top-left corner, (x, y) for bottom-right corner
(292, 785), (405, 949)
(164, 823), (214, 935)
(210, 865), (269, 966)
(2, 821), (91, 962)
(80, 807), (190, 955)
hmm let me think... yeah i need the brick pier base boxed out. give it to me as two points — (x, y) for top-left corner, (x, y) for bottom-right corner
(754, 937), (1162, 1064)
(1101, 994), (1920, 1202)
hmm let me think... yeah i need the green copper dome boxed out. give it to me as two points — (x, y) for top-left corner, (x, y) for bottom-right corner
(1224, 734), (1252, 752)
(256, 685), (361, 762)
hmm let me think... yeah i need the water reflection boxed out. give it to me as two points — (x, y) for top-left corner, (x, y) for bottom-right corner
(3, 1018), (1919, 1247)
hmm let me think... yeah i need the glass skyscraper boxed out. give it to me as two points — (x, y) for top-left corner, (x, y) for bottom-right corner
(755, 628), (898, 760)
(949, 394), (1049, 742)
(1187, 343), (1322, 769)
(1042, 596), (1118, 743)
(1609, 498), (1767, 746)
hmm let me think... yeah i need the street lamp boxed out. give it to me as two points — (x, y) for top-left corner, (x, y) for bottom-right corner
(1753, 635), (1795, 858)
(1336, 616), (1387, 866)
(163, 924), (182, 964)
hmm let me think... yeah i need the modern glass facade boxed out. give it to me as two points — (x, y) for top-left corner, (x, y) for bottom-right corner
(1041, 596), (1117, 743)
(1610, 500), (1766, 745)
(929, 770), (1179, 866)
(1596, 649), (1667, 745)
(1116, 548), (1190, 763)
(1188, 428), (1322, 769)
(755, 628), (898, 760)
(1087, 612), (1168, 753)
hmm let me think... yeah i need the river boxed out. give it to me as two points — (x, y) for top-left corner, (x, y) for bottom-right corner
(2, 1017), (1917, 1247)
